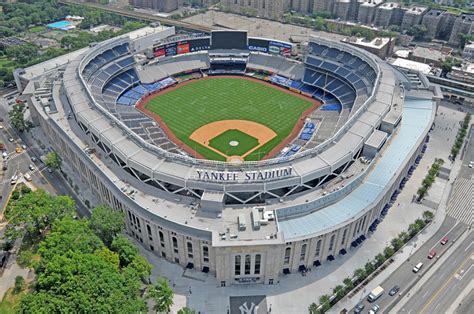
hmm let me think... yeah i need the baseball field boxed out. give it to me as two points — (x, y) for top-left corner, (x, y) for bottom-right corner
(141, 77), (318, 161)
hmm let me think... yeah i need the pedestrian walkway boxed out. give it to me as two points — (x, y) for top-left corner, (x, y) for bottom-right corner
(446, 178), (473, 225)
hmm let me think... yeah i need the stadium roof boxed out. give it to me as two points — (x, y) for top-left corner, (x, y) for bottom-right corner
(277, 97), (435, 240)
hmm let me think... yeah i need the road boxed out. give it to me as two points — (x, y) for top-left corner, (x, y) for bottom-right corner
(1, 93), (89, 219)
(398, 232), (473, 313)
(348, 216), (468, 313)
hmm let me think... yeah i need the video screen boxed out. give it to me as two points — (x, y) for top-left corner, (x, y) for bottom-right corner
(211, 31), (248, 50)
(189, 38), (211, 52)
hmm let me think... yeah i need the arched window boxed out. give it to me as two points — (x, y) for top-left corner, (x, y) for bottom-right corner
(315, 240), (322, 256)
(159, 231), (164, 242)
(203, 246), (209, 263)
(187, 242), (193, 258)
(300, 244), (307, 261)
(255, 254), (261, 275)
(172, 237), (178, 253)
(235, 255), (241, 275)
(341, 229), (347, 245)
(329, 234), (336, 251)
(245, 255), (251, 275)
(284, 247), (291, 264)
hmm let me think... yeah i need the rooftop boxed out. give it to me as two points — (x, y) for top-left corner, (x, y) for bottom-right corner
(278, 97), (435, 240)
(379, 2), (400, 9)
(452, 62), (474, 74)
(391, 58), (433, 75)
(411, 46), (451, 61)
(342, 37), (391, 49)
(405, 6), (427, 15)
(360, 0), (384, 7)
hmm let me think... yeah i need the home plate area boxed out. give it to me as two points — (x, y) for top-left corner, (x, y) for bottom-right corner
(229, 295), (268, 314)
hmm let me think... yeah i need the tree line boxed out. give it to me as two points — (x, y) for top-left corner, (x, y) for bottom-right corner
(0, 0), (146, 86)
(1, 187), (196, 313)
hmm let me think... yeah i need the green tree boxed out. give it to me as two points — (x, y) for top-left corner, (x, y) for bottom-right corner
(308, 303), (320, 314)
(90, 205), (124, 246)
(111, 235), (139, 267)
(343, 277), (354, 291)
(178, 307), (196, 314)
(20, 251), (147, 313)
(391, 237), (404, 251)
(4, 189), (75, 239)
(398, 231), (409, 243)
(384, 246), (395, 259)
(333, 284), (345, 299)
(8, 104), (32, 132)
(125, 255), (152, 283)
(14, 276), (25, 294)
(44, 151), (62, 170)
(94, 247), (120, 270)
(374, 253), (386, 267)
(318, 294), (331, 311)
(38, 217), (103, 264)
(422, 210), (434, 221)
(353, 268), (366, 280)
(5, 44), (38, 64)
(149, 278), (174, 313)
(364, 262), (375, 275)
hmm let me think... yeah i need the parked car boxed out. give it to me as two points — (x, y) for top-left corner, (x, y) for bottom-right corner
(10, 174), (18, 185)
(389, 285), (400, 296)
(31, 156), (37, 162)
(369, 304), (380, 314)
(440, 237), (449, 245)
(354, 303), (365, 314)
(428, 250), (436, 259)
(24, 173), (32, 182)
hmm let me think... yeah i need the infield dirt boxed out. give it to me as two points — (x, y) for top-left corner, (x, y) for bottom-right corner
(136, 75), (321, 161)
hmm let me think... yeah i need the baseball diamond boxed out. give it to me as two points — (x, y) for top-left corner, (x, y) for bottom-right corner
(138, 76), (318, 161)
(21, 27), (440, 293)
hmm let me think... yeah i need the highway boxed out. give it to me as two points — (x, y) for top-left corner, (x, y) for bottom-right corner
(58, 0), (213, 33)
(348, 216), (468, 313)
(0, 93), (90, 219)
(398, 231), (473, 313)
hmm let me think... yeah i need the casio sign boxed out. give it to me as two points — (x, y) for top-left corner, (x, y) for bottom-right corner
(248, 45), (268, 52)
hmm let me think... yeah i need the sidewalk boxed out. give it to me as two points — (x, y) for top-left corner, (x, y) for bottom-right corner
(128, 105), (466, 313)
(331, 138), (466, 313)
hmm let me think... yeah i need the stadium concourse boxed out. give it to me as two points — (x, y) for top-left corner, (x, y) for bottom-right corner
(16, 25), (442, 287)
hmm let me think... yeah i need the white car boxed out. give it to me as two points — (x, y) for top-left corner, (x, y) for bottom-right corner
(469, 161), (473, 168)
(29, 164), (35, 171)
(369, 304), (380, 314)
(24, 173), (32, 182)
(10, 174), (18, 185)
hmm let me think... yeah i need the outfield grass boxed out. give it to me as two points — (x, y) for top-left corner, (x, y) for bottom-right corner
(208, 129), (259, 157)
(144, 77), (313, 161)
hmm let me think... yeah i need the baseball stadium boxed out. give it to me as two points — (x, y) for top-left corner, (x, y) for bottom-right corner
(17, 25), (440, 288)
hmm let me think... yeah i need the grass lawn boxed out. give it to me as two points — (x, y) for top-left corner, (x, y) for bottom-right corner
(208, 129), (259, 157)
(0, 288), (26, 314)
(145, 77), (313, 161)
(28, 26), (46, 33)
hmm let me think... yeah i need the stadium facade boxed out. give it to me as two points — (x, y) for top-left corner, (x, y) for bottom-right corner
(18, 25), (441, 286)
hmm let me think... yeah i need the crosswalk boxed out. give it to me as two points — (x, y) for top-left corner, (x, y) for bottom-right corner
(446, 177), (473, 226)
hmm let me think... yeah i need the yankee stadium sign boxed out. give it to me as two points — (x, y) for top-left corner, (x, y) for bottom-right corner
(194, 167), (293, 182)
